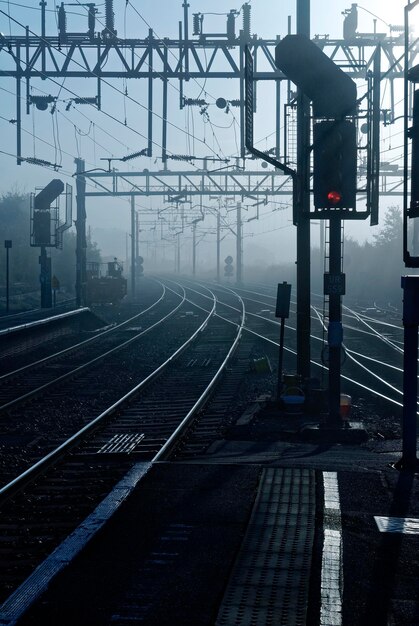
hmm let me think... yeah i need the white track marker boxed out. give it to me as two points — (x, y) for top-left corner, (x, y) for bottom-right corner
(375, 516), (419, 534)
(321, 471), (343, 626)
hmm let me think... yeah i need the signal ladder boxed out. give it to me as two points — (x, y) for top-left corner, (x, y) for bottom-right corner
(320, 220), (345, 382)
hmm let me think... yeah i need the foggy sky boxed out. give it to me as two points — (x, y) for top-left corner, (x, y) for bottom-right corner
(0, 0), (409, 267)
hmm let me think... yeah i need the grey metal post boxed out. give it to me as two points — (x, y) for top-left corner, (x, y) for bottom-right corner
(75, 158), (86, 307)
(192, 222), (196, 276)
(6, 246), (9, 313)
(135, 210), (139, 263)
(183, 1), (189, 77)
(277, 317), (285, 400)
(276, 73), (281, 160)
(328, 219), (343, 423)
(39, 245), (52, 308)
(131, 195), (136, 298)
(239, 44), (245, 159)
(296, 0), (311, 380)
(4, 241), (11, 313)
(148, 29), (154, 157)
(162, 48), (168, 168)
(217, 211), (221, 281)
(319, 221), (325, 279)
(236, 202), (242, 284)
(40, 1), (46, 73)
(400, 276), (419, 469)
(16, 44), (22, 165)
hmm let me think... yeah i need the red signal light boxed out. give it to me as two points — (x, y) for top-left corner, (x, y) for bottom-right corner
(327, 190), (342, 205)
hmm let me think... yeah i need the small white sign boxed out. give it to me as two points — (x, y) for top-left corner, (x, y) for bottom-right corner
(375, 516), (419, 534)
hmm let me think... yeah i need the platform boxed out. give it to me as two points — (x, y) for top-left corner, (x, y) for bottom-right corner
(1, 429), (418, 626)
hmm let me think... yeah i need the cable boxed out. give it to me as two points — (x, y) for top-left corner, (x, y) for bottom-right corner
(244, 223), (292, 238)
(0, 83), (123, 168)
(124, 0), (233, 155)
(1, 9), (223, 163)
(51, 106), (58, 165)
(0, 0), (93, 15)
(0, 119), (153, 217)
(356, 5), (391, 29)
(126, 1), (218, 104)
(69, 1), (225, 160)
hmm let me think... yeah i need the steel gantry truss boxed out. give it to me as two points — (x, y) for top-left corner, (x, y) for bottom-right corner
(0, 0), (415, 165)
(82, 165), (407, 200)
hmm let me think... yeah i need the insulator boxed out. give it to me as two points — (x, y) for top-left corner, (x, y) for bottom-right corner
(242, 3), (251, 40)
(169, 154), (195, 161)
(229, 99), (242, 107)
(73, 97), (98, 105)
(57, 3), (67, 42)
(25, 157), (54, 167)
(121, 149), (147, 161)
(193, 13), (202, 36)
(30, 95), (55, 111)
(183, 98), (207, 106)
(87, 4), (96, 40)
(104, 0), (116, 36)
(390, 25), (404, 32)
(227, 10), (236, 41)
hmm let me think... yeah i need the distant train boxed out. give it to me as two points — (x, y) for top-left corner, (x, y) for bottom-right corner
(86, 259), (127, 305)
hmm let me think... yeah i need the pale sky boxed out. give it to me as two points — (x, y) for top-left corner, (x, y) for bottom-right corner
(0, 0), (412, 267)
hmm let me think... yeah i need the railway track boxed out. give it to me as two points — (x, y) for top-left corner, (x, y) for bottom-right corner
(0, 281), (210, 485)
(0, 278), (410, 623)
(223, 282), (406, 425)
(0, 280), (244, 612)
(0, 280), (168, 408)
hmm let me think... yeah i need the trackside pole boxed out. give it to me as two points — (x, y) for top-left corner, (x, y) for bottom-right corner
(275, 282), (292, 400)
(400, 275), (419, 469)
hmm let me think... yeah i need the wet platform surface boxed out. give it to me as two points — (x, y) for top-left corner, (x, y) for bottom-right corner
(2, 414), (419, 626)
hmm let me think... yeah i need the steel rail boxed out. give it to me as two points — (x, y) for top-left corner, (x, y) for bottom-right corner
(311, 307), (405, 401)
(231, 286), (404, 351)
(233, 284), (403, 331)
(0, 280), (166, 382)
(0, 284), (184, 413)
(0, 284), (216, 503)
(224, 286), (405, 400)
(195, 280), (407, 410)
(211, 301), (406, 410)
(0, 285), (244, 626)
(153, 284), (245, 462)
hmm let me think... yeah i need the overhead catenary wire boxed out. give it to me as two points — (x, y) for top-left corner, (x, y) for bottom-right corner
(0, 83), (122, 165)
(122, 1), (240, 151)
(0, 9), (225, 164)
(106, 0), (237, 160)
(0, 0), (97, 15)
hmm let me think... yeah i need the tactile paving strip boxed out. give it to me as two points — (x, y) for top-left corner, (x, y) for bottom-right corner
(97, 433), (145, 454)
(216, 468), (315, 626)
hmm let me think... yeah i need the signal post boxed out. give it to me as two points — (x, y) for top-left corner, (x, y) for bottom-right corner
(276, 34), (366, 427)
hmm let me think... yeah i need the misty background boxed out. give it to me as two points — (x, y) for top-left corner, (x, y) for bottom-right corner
(0, 0), (412, 306)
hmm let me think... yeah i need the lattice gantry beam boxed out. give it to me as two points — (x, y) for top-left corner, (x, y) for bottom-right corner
(0, 36), (411, 80)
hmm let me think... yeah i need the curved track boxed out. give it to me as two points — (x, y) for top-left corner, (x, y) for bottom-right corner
(0, 279), (245, 610)
(200, 281), (406, 423)
(0, 277), (410, 622)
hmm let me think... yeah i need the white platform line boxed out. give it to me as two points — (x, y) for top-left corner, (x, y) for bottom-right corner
(375, 516), (419, 534)
(321, 471), (343, 626)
